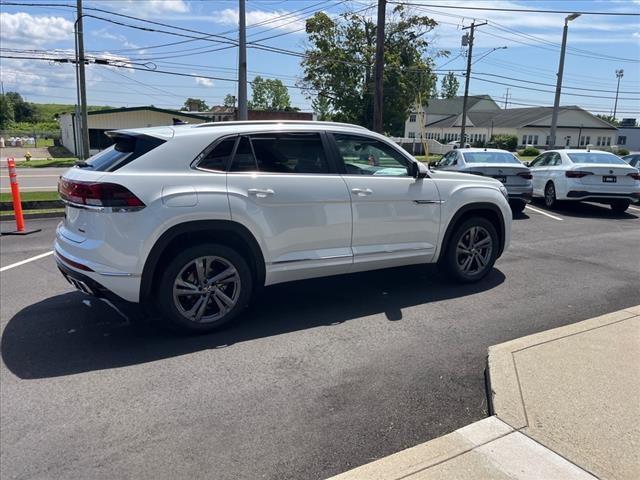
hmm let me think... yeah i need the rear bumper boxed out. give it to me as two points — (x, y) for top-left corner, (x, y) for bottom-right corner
(54, 242), (141, 302)
(566, 190), (640, 202)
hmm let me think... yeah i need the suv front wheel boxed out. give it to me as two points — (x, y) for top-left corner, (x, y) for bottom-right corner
(442, 217), (499, 283)
(156, 243), (253, 333)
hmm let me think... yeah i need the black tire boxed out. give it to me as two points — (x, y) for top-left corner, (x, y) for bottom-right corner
(509, 200), (526, 214)
(155, 243), (253, 334)
(441, 216), (499, 283)
(610, 199), (630, 213)
(544, 181), (558, 209)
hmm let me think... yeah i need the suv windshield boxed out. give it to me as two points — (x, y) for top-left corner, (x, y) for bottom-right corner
(82, 134), (165, 172)
(463, 152), (519, 164)
(567, 152), (628, 165)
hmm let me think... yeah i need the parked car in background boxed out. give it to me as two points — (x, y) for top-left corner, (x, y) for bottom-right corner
(527, 149), (640, 212)
(622, 154), (640, 168)
(433, 148), (533, 213)
(55, 121), (512, 333)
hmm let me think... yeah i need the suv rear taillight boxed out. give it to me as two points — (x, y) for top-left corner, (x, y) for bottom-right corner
(565, 171), (593, 178)
(59, 179), (145, 210)
(517, 172), (532, 179)
(628, 172), (640, 180)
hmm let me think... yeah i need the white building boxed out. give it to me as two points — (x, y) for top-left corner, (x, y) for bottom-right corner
(58, 106), (210, 156)
(404, 96), (618, 149)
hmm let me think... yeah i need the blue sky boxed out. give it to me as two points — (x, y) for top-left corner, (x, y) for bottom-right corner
(1, 0), (638, 118)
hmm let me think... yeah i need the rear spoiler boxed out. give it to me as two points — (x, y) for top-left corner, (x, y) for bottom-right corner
(106, 127), (175, 141)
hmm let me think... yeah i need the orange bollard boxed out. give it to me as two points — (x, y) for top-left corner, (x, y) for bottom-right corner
(2, 157), (41, 235)
(7, 158), (25, 232)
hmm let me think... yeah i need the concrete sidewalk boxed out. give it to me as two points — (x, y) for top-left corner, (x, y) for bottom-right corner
(329, 305), (640, 480)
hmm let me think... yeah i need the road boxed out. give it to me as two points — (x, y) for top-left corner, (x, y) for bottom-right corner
(0, 167), (67, 193)
(1, 202), (639, 480)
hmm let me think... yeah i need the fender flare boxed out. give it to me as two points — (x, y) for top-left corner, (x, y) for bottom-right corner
(140, 220), (266, 302)
(438, 202), (506, 261)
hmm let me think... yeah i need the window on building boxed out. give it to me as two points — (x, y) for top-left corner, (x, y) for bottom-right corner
(409, 114), (416, 123)
(545, 136), (550, 145)
(533, 135), (539, 145)
(522, 135), (527, 145)
(565, 136), (571, 147)
(408, 132), (415, 139)
(585, 136), (590, 145)
(596, 137), (601, 146)
(580, 136), (585, 146)
(482, 134), (486, 142)
(618, 136), (627, 145)
(606, 137), (611, 146)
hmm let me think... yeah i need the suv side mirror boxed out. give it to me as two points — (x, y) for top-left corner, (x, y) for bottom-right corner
(523, 161), (531, 167)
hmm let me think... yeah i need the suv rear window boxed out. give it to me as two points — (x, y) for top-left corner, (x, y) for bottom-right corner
(81, 134), (165, 172)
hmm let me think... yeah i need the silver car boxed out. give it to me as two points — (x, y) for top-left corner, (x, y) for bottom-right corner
(434, 148), (533, 213)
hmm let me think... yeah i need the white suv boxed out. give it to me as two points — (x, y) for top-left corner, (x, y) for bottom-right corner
(55, 121), (512, 333)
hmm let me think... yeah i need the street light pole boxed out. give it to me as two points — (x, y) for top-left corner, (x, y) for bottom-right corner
(549, 13), (580, 149)
(613, 69), (624, 120)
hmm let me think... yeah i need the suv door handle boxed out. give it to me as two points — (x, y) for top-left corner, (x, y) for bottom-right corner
(248, 188), (275, 198)
(351, 188), (373, 196)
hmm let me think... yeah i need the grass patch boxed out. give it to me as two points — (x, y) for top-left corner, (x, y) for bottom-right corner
(15, 158), (77, 168)
(414, 155), (443, 164)
(0, 191), (59, 202)
(0, 207), (64, 217)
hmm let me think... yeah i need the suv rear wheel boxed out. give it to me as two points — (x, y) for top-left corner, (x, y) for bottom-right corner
(156, 243), (253, 333)
(442, 217), (498, 283)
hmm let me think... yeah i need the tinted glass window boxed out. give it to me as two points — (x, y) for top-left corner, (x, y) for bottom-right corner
(334, 134), (409, 176)
(198, 137), (236, 171)
(83, 134), (165, 172)
(250, 132), (329, 174)
(229, 137), (257, 172)
(567, 152), (628, 165)
(462, 152), (520, 164)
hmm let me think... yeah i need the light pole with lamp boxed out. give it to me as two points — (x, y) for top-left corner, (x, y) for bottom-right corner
(548, 13), (580, 149)
(613, 69), (624, 120)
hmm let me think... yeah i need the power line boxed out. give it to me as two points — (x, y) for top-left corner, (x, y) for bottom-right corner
(388, 1), (640, 16)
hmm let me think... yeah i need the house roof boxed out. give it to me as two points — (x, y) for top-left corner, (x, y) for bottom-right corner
(209, 105), (236, 114)
(69, 106), (212, 120)
(422, 95), (500, 115)
(426, 106), (617, 130)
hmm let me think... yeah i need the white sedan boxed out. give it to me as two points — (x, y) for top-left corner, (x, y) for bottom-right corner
(527, 149), (640, 213)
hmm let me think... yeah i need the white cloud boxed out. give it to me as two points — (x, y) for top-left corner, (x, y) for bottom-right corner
(0, 12), (73, 45)
(95, 0), (190, 16)
(194, 76), (214, 87)
(91, 28), (140, 50)
(213, 8), (305, 33)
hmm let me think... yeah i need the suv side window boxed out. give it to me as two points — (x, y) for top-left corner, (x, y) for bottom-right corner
(251, 132), (329, 174)
(197, 137), (237, 171)
(229, 136), (258, 172)
(334, 133), (410, 176)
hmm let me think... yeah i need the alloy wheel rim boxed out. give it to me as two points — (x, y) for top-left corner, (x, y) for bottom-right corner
(545, 184), (555, 206)
(456, 226), (493, 275)
(172, 256), (241, 323)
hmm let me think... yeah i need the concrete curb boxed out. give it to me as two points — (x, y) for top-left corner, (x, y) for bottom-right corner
(1, 211), (64, 221)
(487, 306), (640, 429)
(327, 416), (595, 479)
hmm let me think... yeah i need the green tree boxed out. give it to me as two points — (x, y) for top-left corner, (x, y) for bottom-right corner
(182, 98), (209, 111)
(223, 94), (236, 107)
(595, 114), (619, 126)
(300, 5), (440, 135)
(0, 94), (16, 129)
(312, 95), (332, 120)
(249, 76), (291, 110)
(440, 72), (459, 99)
(4, 92), (39, 122)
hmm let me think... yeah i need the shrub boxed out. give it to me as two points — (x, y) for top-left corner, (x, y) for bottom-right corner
(519, 146), (540, 156)
(616, 148), (630, 156)
(490, 134), (518, 152)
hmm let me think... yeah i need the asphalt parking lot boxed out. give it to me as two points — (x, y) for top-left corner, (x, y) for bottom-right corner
(1, 202), (639, 480)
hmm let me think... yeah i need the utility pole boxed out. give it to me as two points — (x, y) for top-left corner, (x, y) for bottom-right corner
(613, 69), (624, 120)
(373, 0), (386, 133)
(549, 13), (580, 148)
(237, 0), (248, 120)
(459, 21), (486, 146)
(76, 0), (90, 159)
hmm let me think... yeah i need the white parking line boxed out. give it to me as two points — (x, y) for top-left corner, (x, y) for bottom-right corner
(0, 251), (53, 272)
(525, 205), (564, 221)
(628, 206), (640, 212)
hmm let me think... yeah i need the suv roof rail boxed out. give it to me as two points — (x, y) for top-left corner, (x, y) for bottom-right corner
(192, 120), (369, 130)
